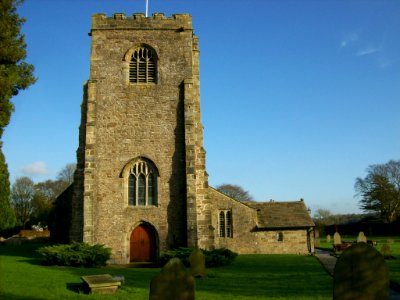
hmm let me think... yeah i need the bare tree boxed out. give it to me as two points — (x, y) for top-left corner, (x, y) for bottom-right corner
(216, 184), (254, 202)
(11, 176), (35, 228)
(313, 208), (333, 221)
(56, 163), (76, 185)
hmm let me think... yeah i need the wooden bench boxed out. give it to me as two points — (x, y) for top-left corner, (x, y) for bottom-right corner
(81, 274), (121, 294)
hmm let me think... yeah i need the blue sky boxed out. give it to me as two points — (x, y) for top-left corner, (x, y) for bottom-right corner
(3, 0), (400, 215)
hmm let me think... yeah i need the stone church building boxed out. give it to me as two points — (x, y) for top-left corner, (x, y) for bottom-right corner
(68, 12), (315, 264)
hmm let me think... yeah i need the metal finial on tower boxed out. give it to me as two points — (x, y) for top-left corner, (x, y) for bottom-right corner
(145, 0), (149, 17)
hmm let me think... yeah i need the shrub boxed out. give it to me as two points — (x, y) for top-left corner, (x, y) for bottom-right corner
(159, 247), (237, 268)
(37, 242), (111, 267)
(203, 248), (238, 267)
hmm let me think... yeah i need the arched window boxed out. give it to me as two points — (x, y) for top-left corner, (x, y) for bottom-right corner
(219, 212), (225, 238)
(127, 159), (158, 206)
(277, 232), (284, 242)
(226, 211), (232, 238)
(129, 47), (157, 83)
(218, 210), (233, 238)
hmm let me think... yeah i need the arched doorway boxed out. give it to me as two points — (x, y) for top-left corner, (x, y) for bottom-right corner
(130, 224), (156, 262)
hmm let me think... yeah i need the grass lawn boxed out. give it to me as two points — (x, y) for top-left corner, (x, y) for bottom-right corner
(0, 241), (332, 300)
(317, 235), (400, 283)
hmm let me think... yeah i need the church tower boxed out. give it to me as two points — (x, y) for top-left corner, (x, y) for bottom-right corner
(70, 13), (212, 263)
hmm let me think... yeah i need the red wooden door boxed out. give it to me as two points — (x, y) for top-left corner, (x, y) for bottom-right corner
(130, 225), (155, 262)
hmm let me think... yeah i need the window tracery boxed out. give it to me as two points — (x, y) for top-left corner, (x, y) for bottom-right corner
(127, 159), (158, 206)
(129, 47), (157, 83)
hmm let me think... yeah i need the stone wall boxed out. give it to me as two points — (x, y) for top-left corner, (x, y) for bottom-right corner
(208, 188), (312, 254)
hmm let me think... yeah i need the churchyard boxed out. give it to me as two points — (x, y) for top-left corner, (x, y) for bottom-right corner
(1, 241), (332, 299)
(317, 234), (400, 283)
(1, 237), (399, 299)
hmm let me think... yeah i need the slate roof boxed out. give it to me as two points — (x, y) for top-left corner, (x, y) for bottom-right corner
(246, 200), (315, 229)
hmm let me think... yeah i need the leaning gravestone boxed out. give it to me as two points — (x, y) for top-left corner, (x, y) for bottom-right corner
(149, 258), (195, 300)
(333, 232), (341, 245)
(357, 231), (367, 243)
(189, 248), (206, 278)
(326, 234), (331, 243)
(333, 243), (389, 300)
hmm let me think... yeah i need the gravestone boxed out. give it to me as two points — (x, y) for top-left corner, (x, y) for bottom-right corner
(314, 229), (320, 247)
(326, 234), (331, 243)
(333, 243), (389, 300)
(189, 248), (206, 278)
(357, 231), (367, 243)
(381, 244), (391, 259)
(149, 258), (195, 300)
(81, 274), (121, 294)
(333, 232), (341, 245)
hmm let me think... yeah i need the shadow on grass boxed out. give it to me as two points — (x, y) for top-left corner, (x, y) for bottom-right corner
(66, 282), (85, 294)
(0, 292), (46, 300)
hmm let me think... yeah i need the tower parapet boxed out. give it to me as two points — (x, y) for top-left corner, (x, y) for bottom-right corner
(92, 13), (192, 31)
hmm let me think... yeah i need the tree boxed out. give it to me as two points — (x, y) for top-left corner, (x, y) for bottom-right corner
(0, 0), (36, 230)
(0, 142), (16, 230)
(0, 0), (36, 138)
(10, 176), (35, 228)
(313, 208), (333, 221)
(31, 179), (66, 227)
(355, 160), (400, 223)
(216, 184), (254, 202)
(56, 163), (76, 185)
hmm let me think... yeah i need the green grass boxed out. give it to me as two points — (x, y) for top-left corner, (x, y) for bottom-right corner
(0, 242), (332, 300)
(317, 235), (400, 283)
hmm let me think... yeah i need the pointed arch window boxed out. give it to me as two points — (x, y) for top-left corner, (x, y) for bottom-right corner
(219, 212), (225, 238)
(127, 159), (158, 206)
(129, 47), (157, 83)
(218, 210), (233, 238)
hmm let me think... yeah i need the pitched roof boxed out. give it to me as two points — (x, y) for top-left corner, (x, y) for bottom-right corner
(246, 200), (315, 229)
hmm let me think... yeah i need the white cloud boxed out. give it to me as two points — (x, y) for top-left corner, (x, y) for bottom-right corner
(340, 32), (358, 48)
(21, 161), (50, 175)
(356, 46), (380, 57)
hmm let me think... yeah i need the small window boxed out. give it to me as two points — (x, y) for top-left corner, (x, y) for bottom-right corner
(218, 210), (233, 238)
(219, 212), (225, 238)
(277, 232), (284, 242)
(226, 211), (232, 238)
(129, 47), (157, 83)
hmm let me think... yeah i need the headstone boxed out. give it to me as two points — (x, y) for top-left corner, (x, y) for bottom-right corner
(333, 243), (389, 300)
(149, 258), (195, 300)
(333, 232), (341, 245)
(357, 231), (367, 243)
(381, 244), (391, 259)
(189, 248), (206, 278)
(326, 234), (331, 243)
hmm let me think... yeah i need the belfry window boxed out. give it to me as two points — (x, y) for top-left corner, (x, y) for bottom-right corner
(129, 47), (157, 83)
(127, 160), (158, 206)
(218, 210), (233, 238)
